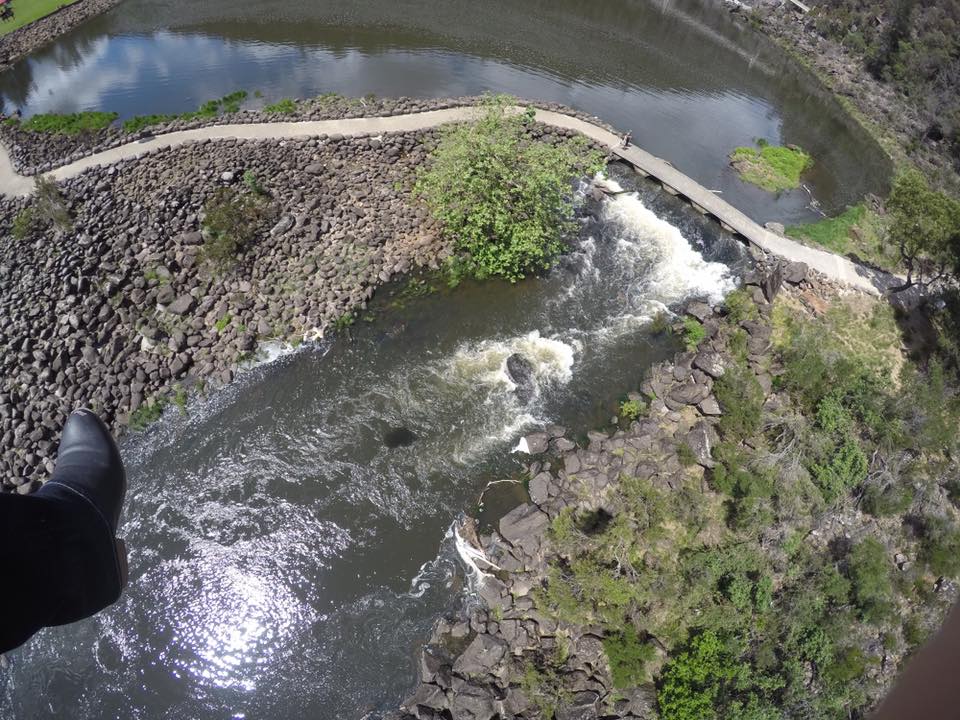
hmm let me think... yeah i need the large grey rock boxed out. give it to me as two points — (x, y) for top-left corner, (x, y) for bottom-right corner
(270, 214), (295, 237)
(499, 503), (549, 547)
(400, 683), (449, 715)
(452, 634), (507, 677)
(685, 301), (712, 322)
(520, 432), (549, 455)
(761, 264), (783, 302)
(506, 353), (536, 404)
(166, 295), (195, 315)
(693, 351), (725, 379)
(685, 421), (717, 468)
(668, 380), (711, 406)
(783, 261), (808, 284)
(556, 691), (601, 720)
(156, 284), (175, 305)
(449, 681), (498, 720)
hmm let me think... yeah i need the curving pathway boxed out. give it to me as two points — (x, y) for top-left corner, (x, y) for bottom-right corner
(0, 106), (879, 293)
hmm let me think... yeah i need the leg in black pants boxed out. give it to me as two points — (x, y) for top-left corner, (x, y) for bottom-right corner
(0, 409), (127, 654)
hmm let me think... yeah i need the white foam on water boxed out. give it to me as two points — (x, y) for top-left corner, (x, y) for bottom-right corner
(598, 175), (737, 307)
(446, 330), (578, 393)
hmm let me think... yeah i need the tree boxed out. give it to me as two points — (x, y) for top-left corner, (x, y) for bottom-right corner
(886, 169), (960, 292)
(415, 95), (604, 282)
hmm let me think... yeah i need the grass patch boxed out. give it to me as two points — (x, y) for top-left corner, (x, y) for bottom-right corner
(0, 0), (76, 36)
(264, 98), (297, 114)
(19, 111), (118, 135)
(730, 141), (812, 192)
(129, 398), (166, 431)
(786, 204), (900, 269)
(122, 114), (177, 133)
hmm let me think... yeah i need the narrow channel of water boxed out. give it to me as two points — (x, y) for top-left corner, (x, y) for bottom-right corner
(0, 0), (890, 223)
(0, 166), (748, 719)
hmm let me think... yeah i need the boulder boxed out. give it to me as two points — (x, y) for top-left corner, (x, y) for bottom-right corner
(667, 380), (711, 406)
(693, 351), (725, 379)
(783, 261), (808, 284)
(452, 634), (507, 677)
(270, 214), (295, 237)
(506, 353), (536, 404)
(499, 503), (549, 548)
(685, 301), (712, 322)
(685, 421), (717, 468)
(166, 295), (195, 315)
(764, 221), (785, 236)
(520, 432), (549, 455)
(761, 264), (783, 302)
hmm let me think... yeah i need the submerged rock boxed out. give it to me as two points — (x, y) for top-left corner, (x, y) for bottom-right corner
(384, 426), (417, 449)
(506, 352), (536, 404)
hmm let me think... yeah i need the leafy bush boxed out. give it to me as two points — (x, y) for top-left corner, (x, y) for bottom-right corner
(620, 397), (645, 421)
(20, 111), (118, 134)
(917, 515), (960, 577)
(603, 625), (656, 689)
(264, 98), (297, 114)
(415, 95), (604, 282)
(810, 435), (868, 502)
(724, 288), (758, 323)
(11, 208), (35, 239)
(201, 188), (274, 268)
(714, 363), (764, 441)
(681, 318), (706, 351)
(847, 538), (894, 623)
(862, 482), (914, 517)
(33, 175), (72, 232)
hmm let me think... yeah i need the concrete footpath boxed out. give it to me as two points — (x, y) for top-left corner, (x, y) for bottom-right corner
(0, 106), (880, 293)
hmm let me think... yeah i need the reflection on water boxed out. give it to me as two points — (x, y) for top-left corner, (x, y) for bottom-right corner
(1, 169), (748, 719)
(0, 0), (889, 223)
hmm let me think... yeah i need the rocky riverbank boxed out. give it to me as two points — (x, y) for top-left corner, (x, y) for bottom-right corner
(0, 116), (601, 493)
(390, 258), (958, 720)
(0, 95), (619, 176)
(0, 0), (123, 73)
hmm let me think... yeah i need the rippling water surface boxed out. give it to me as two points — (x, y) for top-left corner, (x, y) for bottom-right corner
(1, 167), (749, 718)
(0, 0), (889, 222)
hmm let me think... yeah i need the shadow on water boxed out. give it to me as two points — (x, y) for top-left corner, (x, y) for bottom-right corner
(0, 0), (889, 223)
(1, 168), (749, 719)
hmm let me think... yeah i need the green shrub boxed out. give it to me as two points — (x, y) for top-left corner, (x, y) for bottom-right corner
(650, 310), (670, 335)
(714, 363), (764, 441)
(786, 204), (865, 253)
(20, 111), (118, 134)
(823, 646), (869, 684)
(264, 98), (297, 114)
(677, 442), (696, 467)
(681, 318), (706, 352)
(603, 625), (656, 689)
(724, 288), (758, 323)
(130, 398), (166, 431)
(214, 314), (232, 332)
(810, 435), (868, 502)
(917, 516), (960, 577)
(862, 482), (914, 517)
(201, 188), (275, 268)
(620, 397), (645, 421)
(847, 538), (894, 623)
(33, 175), (72, 232)
(11, 208), (35, 239)
(414, 95), (604, 282)
(243, 170), (267, 195)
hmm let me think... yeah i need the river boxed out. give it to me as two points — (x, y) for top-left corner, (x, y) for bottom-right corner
(0, 0), (889, 224)
(0, 0), (877, 717)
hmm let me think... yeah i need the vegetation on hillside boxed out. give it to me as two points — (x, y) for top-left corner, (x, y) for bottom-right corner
(538, 288), (960, 719)
(415, 95), (604, 282)
(807, 0), (960, 174)
(729, 140), (813, 192)
(200, 187), (276, 269)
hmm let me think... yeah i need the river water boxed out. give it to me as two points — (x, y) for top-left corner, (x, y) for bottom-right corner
(2, 167), (747, 718)
(0, 0), (878, 716)
(0, 0), (889, 224)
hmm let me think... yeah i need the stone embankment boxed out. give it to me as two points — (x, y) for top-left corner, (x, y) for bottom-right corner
(0, 120), (594, 493)
(387, 261), (846, 720)
(0, 0), (123, 72)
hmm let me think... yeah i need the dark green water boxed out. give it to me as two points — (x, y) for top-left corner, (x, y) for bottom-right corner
(0, 0), (889, 223)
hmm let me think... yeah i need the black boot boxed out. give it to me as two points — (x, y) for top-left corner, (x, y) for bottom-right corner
(35, 408), (128, 626)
